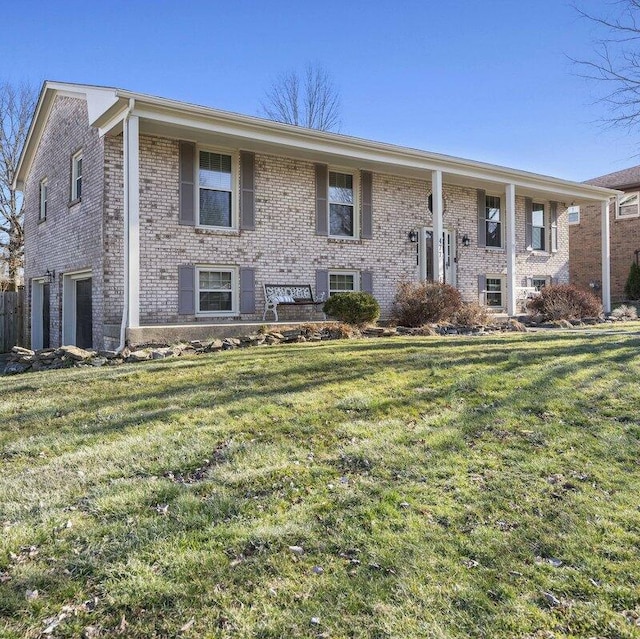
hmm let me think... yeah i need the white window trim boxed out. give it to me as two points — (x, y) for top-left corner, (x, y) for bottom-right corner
(615, 192), (640, 220)
(196, 148), (239, 230)
(485, 193), (504, 249)
(567, 205), (580, 225)
(71, 151), (82, 201)
(531, 202), (546, 251)
(328, 167), (359, 240)
(484, 274), (505, 310)
(39, 178), (48, 221)
(329, 270), (360, 295)
(530, 276), (551, 291)
(195, 265), (238, 316)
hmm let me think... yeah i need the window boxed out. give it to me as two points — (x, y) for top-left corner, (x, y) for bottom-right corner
(39, 178), (48, 221)
(71, 152), (82, 201)
(329, 271), (359, 296)
(531, 277), (547, 291)
(329, 171), (356, 237)
(531, 202), (545, 250)
(485, 276), (504, 308)
(616, 192), (640, 219)
(485, 195), (502, 247)
(199, 150), (234, 227)
(196, 267), (236, 314)
(568, 205), (580, 225)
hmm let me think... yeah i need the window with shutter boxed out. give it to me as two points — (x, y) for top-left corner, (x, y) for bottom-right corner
(196, 266), (238, 315)
(198, 150), (237, 228)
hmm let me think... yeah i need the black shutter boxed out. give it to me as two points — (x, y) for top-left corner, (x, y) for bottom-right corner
(179, 142), (196, 226)
(240, 151), (255, 230)
(239, 268), (256, 314)
(178, 265), (195, 314)
(525, 197), (533, 249)
(361, 271), (373, 294)
(315, 164), (328, 236)
(315, 269), (329, 301)
(550, 201), (558, 253)
(478, 274), (487, 305)
(477, 189), (486, 247)
(361, 171), (373, 239)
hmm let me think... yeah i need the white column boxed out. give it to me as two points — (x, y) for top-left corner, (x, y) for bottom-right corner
(124, 114), (140, 328)
(431, 170), (444, 283)
(601, 199), (611, 313)
(505, 183), (517, 315)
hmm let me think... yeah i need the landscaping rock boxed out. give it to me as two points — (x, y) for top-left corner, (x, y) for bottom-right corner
(127, 350), (151, 363)
(59, 345), (93, 361)
(206, 339), (224, 352)
(90, 358), (108, 367)
(12, 346), (34, 357)
(99, 350), (120, 359)
(4, 362), (30, 375)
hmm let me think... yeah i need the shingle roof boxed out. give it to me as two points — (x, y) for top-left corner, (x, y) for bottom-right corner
(585, 165), (640, 189)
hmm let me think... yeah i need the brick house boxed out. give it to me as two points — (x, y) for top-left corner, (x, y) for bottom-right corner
(14, 82), (616, 351)
(570, 166), (640, 303)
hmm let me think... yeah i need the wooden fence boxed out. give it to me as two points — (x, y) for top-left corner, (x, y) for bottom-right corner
(0, 289), (25, 352)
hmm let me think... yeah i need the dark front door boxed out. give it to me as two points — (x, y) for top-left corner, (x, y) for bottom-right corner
(75, 278), (92, 349)
(42, 283), (50, 349)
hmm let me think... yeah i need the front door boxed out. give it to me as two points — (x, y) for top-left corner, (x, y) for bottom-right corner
(75, 278), (93, 349)
(420, 228), (455, 285)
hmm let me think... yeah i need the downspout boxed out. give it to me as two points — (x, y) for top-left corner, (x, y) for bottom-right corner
(118, 99), (135, 352)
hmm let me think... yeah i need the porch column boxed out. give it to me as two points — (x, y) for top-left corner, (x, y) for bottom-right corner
(431, 170), (444, 283)
(601, 199), (611, 313)
(505, 183), (517, 315)
(124, 113), (140, 328)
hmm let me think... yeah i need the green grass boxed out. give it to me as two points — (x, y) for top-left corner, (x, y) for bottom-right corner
(1, 332), (639, 638)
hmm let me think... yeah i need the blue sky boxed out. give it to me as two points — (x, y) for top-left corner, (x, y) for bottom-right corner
(3, 0), (638, 181)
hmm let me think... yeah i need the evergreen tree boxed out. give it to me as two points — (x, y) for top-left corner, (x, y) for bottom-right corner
(624, 262), (640, 299)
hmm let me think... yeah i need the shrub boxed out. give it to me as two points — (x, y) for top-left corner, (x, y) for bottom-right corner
(454, 302), (491, 327)
(391, 281), (463, 327)
(322, 292), (380, 326)
(611, 304), (638, 321)
(527, 284), (603, 321)
(624, 262), (640, 300)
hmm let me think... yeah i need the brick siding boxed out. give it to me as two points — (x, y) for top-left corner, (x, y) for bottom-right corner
(23, 100), (571, 349)
(570, 200), (640, 302)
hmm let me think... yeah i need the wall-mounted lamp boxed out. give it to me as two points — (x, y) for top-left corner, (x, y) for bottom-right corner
(589, 280), (601, 292)
(44, 269), (55, 283)
(461, 234), (470, 247)
(408, 230), (419, 243)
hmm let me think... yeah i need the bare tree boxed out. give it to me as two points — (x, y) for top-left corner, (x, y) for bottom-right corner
(0, 82), (36, 291)
(573, 1), (640, 129)
(261, 64), (341, 131)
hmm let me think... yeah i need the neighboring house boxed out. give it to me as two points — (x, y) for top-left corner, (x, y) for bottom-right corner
(570, 166), (640, 302)
(14, 82), (616, 351)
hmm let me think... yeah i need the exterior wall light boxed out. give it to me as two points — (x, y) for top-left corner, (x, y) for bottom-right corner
(408, 230), (419, 243)
(45, 269), (55, 283)
(461, 234), (470, 247)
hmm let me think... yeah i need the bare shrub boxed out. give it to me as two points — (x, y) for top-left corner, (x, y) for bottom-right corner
(454, 302), (491, 327)
(611, 304), (638, 321)
(527, 285), (603, 321)
(391, 281), (463, 327)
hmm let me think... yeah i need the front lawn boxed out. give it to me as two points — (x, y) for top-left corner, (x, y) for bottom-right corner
(1, 332), (639, 638)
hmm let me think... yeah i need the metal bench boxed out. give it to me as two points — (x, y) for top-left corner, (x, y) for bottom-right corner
(263, 284), (326, 322)
(515, 286), (540, 311)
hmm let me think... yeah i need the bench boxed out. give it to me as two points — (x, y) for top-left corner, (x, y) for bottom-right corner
(515, 286), (540, 309)
(263, 284), (326, 322)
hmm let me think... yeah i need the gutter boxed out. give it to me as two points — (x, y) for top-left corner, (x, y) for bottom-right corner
(118, 98), (135, 353)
